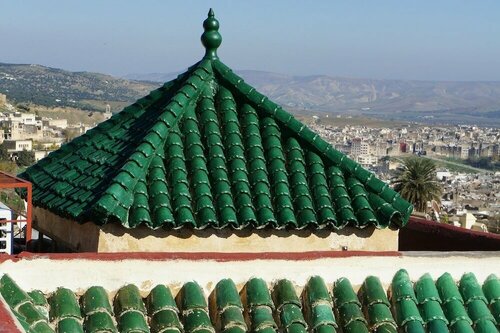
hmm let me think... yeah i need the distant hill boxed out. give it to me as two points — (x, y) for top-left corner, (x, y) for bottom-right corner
(0, 63), (157, 111)
(127, 70), (500, 125)
(2, 62), (500, 125)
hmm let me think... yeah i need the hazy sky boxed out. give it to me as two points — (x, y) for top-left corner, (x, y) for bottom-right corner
(2, 1), (499, 81)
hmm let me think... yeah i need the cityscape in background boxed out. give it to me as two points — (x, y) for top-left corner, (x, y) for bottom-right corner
(0, 85), (498, 240)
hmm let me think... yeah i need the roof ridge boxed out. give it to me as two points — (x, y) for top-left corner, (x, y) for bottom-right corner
(88, 60), (214, 224)
(212, 60), (412, 227)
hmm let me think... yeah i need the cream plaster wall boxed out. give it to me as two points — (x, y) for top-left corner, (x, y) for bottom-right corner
(34, 207), (398, 252)
(0, 253), (498, 295)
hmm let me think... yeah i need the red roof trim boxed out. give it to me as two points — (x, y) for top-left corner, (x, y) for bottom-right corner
(400, 216), (500, 251)
(408, 216), (500, 240)
(2, 250), (401, 262)
(0, 298), (22, 333)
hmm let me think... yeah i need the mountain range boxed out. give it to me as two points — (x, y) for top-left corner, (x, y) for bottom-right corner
(1, 62), (499, 125)
(126, 70), (500, 124)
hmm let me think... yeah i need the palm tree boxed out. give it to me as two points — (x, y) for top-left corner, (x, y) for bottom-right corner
(392, 157), (442, 212)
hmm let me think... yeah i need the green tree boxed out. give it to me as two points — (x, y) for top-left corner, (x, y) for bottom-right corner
(16, 150), (35, 167)
(392, 157), (442, 212)
(0, 143), (10, 161)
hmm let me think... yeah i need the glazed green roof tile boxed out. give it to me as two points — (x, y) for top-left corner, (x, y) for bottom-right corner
(303, 277), (337, 333)
(390, 270), (425, 332)
(332, 278), (368, 333)
(18, 9), (412, 231)
(2, 272), (500, 333)
(483, 275), (500, 325)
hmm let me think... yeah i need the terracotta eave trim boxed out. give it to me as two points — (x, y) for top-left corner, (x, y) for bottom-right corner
(0, 296), (22, 333)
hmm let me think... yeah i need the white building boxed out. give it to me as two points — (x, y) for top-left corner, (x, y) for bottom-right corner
(0, 201), (13, 255)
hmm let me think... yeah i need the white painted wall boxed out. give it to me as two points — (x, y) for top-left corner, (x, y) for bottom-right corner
(0, 253), (498, 295)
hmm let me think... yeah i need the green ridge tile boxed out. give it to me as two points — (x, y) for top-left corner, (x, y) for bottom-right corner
(84, 311), (118, 333)
(419, 299), (448, 322)
(466, 299), (496, 326)
(17, 302), (49, 326)
(309, 304), (337, 332)
(30, 321), (56, 333)
(402, 320), (426, 333)
(81, 286), (113, 315)
(441, 299), (473, 330)
(393, 299), (424, 329)
(426, 319), (450, 333)
(474, 320), (499, 333)
(118, 310), (150, 333)
(216, 279), (243, 310)
(360, 276), (390, 307)
(114, 284), (147, 315)
(337, 303), (367, 326)
(333, 278), (361, 308)
(0, 274), (32, 308)
(449, 320), (474, 333)
(391, 269), (417, 303)
(57, 317), (84, 333)
(179, 281), (208, 310)
(366, 303), (397, 330)
(28, 290), (49, 320)
(0, 274), (53, 332)
(279, 303), (307, 332)
(342, 320), (369, 333)
(150, 310), (183, 333)
(219, 306), (247, 332)
(483, 274), (500, 304)
(459, 273), (488, 305)
(49, 287), (82, 321)
(303, 277), (336, 332)
(273, 279), (301, 310)
(249, 306), (278, 332)
(415, 273), (442, 304)
(146, 285), (178, 314)
(437, 273), (464, 304)
(246, 278), (274, 309)
(215, 279), (246, 332)
(183, 308), (215, 333)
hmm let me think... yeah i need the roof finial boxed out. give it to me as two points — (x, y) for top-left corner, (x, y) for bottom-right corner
(201, 8), (222, 60)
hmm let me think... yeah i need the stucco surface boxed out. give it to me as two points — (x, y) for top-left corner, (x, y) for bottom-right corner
(1, 253), (498, 295)
(33, 207), (399, 252)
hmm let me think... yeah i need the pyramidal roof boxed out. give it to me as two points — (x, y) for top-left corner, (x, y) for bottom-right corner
(19, 10), (412, 230)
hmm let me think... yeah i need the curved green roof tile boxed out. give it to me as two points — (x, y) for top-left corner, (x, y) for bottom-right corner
(2, 270), (499, 333)
(18, 10), (413, 231)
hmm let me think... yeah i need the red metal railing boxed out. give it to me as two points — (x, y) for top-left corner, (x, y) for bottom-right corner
(0, 171), (32, 244)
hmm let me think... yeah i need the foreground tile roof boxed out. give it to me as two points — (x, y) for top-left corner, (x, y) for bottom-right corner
(19, 10), (412, 230)
(0, 271), (498, 333)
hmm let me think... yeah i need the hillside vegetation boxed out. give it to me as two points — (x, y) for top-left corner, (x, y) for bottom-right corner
(0, 63), (157, 112)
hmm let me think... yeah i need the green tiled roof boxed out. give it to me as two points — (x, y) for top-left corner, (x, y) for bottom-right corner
(1, 272), (499, 333)
(19, 10), (412, 230)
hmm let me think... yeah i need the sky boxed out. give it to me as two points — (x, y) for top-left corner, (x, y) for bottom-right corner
(1, 0), (500, 81)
